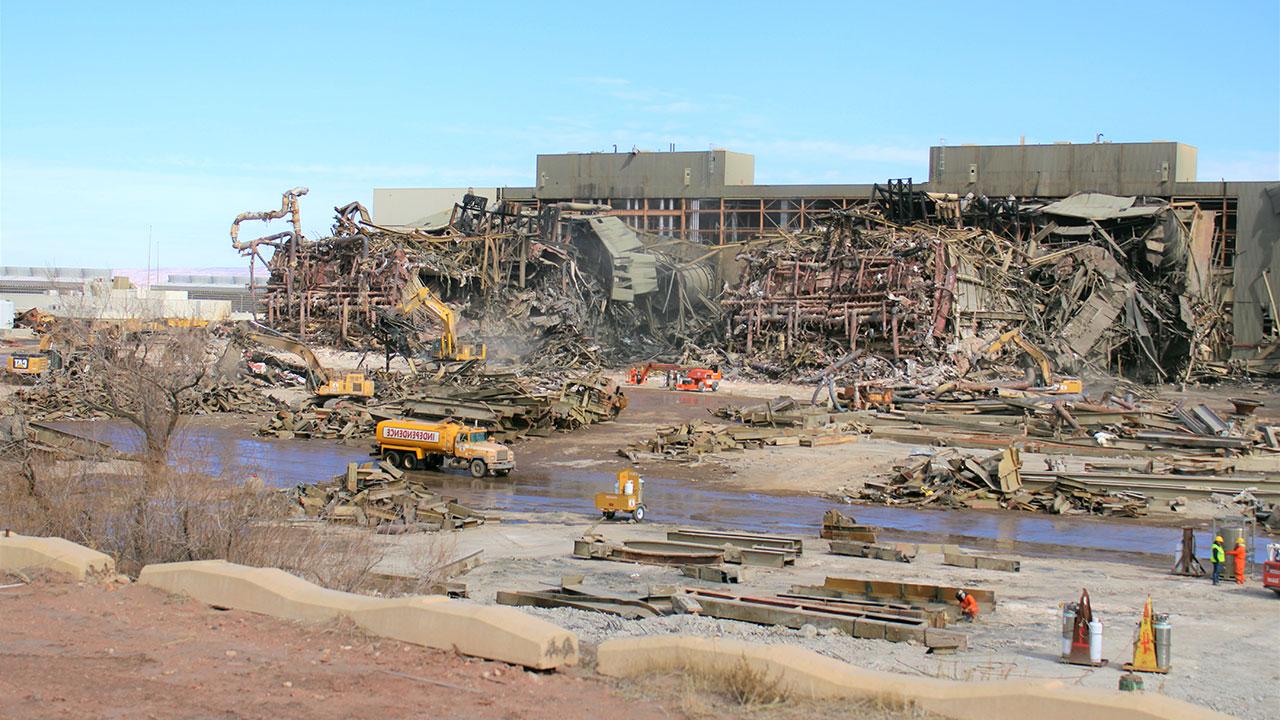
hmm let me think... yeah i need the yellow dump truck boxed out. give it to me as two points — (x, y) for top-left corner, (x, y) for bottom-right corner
(375, 419), (515, 478)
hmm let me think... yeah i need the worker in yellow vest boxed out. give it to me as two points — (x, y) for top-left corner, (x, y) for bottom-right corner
(1210, 535), (1225, 585)
(1226, 537), (1247, 585)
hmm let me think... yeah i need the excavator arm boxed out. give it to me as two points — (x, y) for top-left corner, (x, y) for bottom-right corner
(241, 329), (374, 398)
(980, 328), (1080, 393)
(397, 279), (486, 362)
(244, 331), (332, 388)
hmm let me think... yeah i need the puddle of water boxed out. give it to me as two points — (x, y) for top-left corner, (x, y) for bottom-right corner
(51, 419), (1276, 563)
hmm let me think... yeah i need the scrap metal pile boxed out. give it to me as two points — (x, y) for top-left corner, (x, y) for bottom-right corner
(257, 371), (627, 443)
(723, 192), (1227, 384)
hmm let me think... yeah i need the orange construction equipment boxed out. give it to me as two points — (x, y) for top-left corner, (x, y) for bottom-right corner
(626, 363), (680, 386)
(1227, 537), (1247, 585)
(627, 363), (721, 392)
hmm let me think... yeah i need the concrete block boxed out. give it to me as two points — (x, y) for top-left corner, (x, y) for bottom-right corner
(852, 618), (887, 639)
(138, 560), (577, 669)
(139, 560), (381, 622)
(943, 552), (978, 568)
(925, 628), (968, 652)
(352, 597), (577, 671)
(595, 636), (1227, 720)
(884, 622), (927, 644)
(0, 533), (115, 580)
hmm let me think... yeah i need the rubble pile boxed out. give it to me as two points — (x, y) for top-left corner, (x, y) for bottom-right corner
(259, 403), (380, 440)
(724, 194), (1228, 384)
(16, 368), (279, 421)
(621, 409), (869, 464)
(233, 192), (719, 368)
(291, 461), (487, 530)
(857, 448), (1148, 518)
(399, 372), (628, 441)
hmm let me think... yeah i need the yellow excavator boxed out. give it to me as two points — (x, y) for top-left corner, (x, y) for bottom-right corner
(980, 329), (1082, 394)
(242, 329), (374, 399)
(397, 278), (486, 363)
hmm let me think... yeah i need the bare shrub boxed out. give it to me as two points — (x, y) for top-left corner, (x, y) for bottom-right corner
(228, 523), (385, 593)
(402, 531), (460, 593)
(715, 657), (790, 707)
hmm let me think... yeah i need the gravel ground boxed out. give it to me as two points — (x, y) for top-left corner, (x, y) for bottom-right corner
(377, 516), (1279, 719)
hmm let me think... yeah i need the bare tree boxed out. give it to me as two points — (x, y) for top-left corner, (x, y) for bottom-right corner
(55, 322), (210, 466)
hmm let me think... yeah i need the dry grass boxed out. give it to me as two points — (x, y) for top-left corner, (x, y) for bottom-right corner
(0, 446), (385, 587)
(620, 660), (942, 720)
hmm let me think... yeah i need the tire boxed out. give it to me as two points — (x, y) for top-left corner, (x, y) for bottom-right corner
(469, 459), (488, 478)
(495, 469), (510, 477)
(398, 452), (418, 472)
(633, 505), (646, 523)
(711, 381), (720, 391)
(602, 511), (616, 520)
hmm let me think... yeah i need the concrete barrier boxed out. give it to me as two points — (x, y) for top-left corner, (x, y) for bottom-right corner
(0, 533), (115, 580)
(596, 636), (1227, 720)
(138, 560), (577, 670)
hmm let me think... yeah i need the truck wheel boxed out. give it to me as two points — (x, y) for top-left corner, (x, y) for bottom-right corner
(399, 452), (418, 472)
(602, 511), (616, 520)
(469, 459), (488, 478)
(633, 505), (646, 523)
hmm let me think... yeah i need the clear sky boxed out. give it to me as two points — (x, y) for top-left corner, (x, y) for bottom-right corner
(2, 1), (1277, 270)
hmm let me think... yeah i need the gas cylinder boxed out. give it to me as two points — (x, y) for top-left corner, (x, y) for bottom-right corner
(1061, 603), (1077, 657)
(1153, 613), (1172, 670)
(1089, 618), (1104, 664)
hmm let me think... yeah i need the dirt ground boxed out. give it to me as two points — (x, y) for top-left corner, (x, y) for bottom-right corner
(0, 574), (940, 720)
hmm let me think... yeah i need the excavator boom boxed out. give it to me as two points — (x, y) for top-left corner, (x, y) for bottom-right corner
(242, 329), (373, 398)
(397, 278), (486, 363)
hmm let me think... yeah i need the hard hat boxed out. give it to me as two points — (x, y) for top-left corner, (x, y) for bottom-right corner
(1236, 537), (1246, 544)
(1215, 535), (1224, 542)
(955, 590), (966, 600)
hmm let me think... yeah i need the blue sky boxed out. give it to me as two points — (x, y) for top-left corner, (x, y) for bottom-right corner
(2, 1), (1277, 269)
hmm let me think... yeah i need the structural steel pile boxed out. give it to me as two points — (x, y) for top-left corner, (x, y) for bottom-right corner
(231, 192), (722, 368)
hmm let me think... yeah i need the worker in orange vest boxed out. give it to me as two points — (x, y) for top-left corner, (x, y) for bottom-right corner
(1226, 537), (1247, 585)
(956, 590), (979, 621)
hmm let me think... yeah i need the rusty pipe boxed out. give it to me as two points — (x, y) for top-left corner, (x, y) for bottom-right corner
(231, 187), (309, 250)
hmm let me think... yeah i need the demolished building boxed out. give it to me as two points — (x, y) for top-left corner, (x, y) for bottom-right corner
(223, 141), (1275, 384)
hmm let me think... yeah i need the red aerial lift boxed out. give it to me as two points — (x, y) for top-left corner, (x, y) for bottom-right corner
(626, 363), (722, 392)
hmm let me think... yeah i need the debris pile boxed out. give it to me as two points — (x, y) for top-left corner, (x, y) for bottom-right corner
(724, 194), (1228, 383)
(231, 191), (723, 367)
(620, 415), (867, 464)
(291, 461), (488, 530)
(857, 448), (1150, 517)
(399, 372), (627, 441)
(16, 367), (279, 421)
(259, 403), (380, 440)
